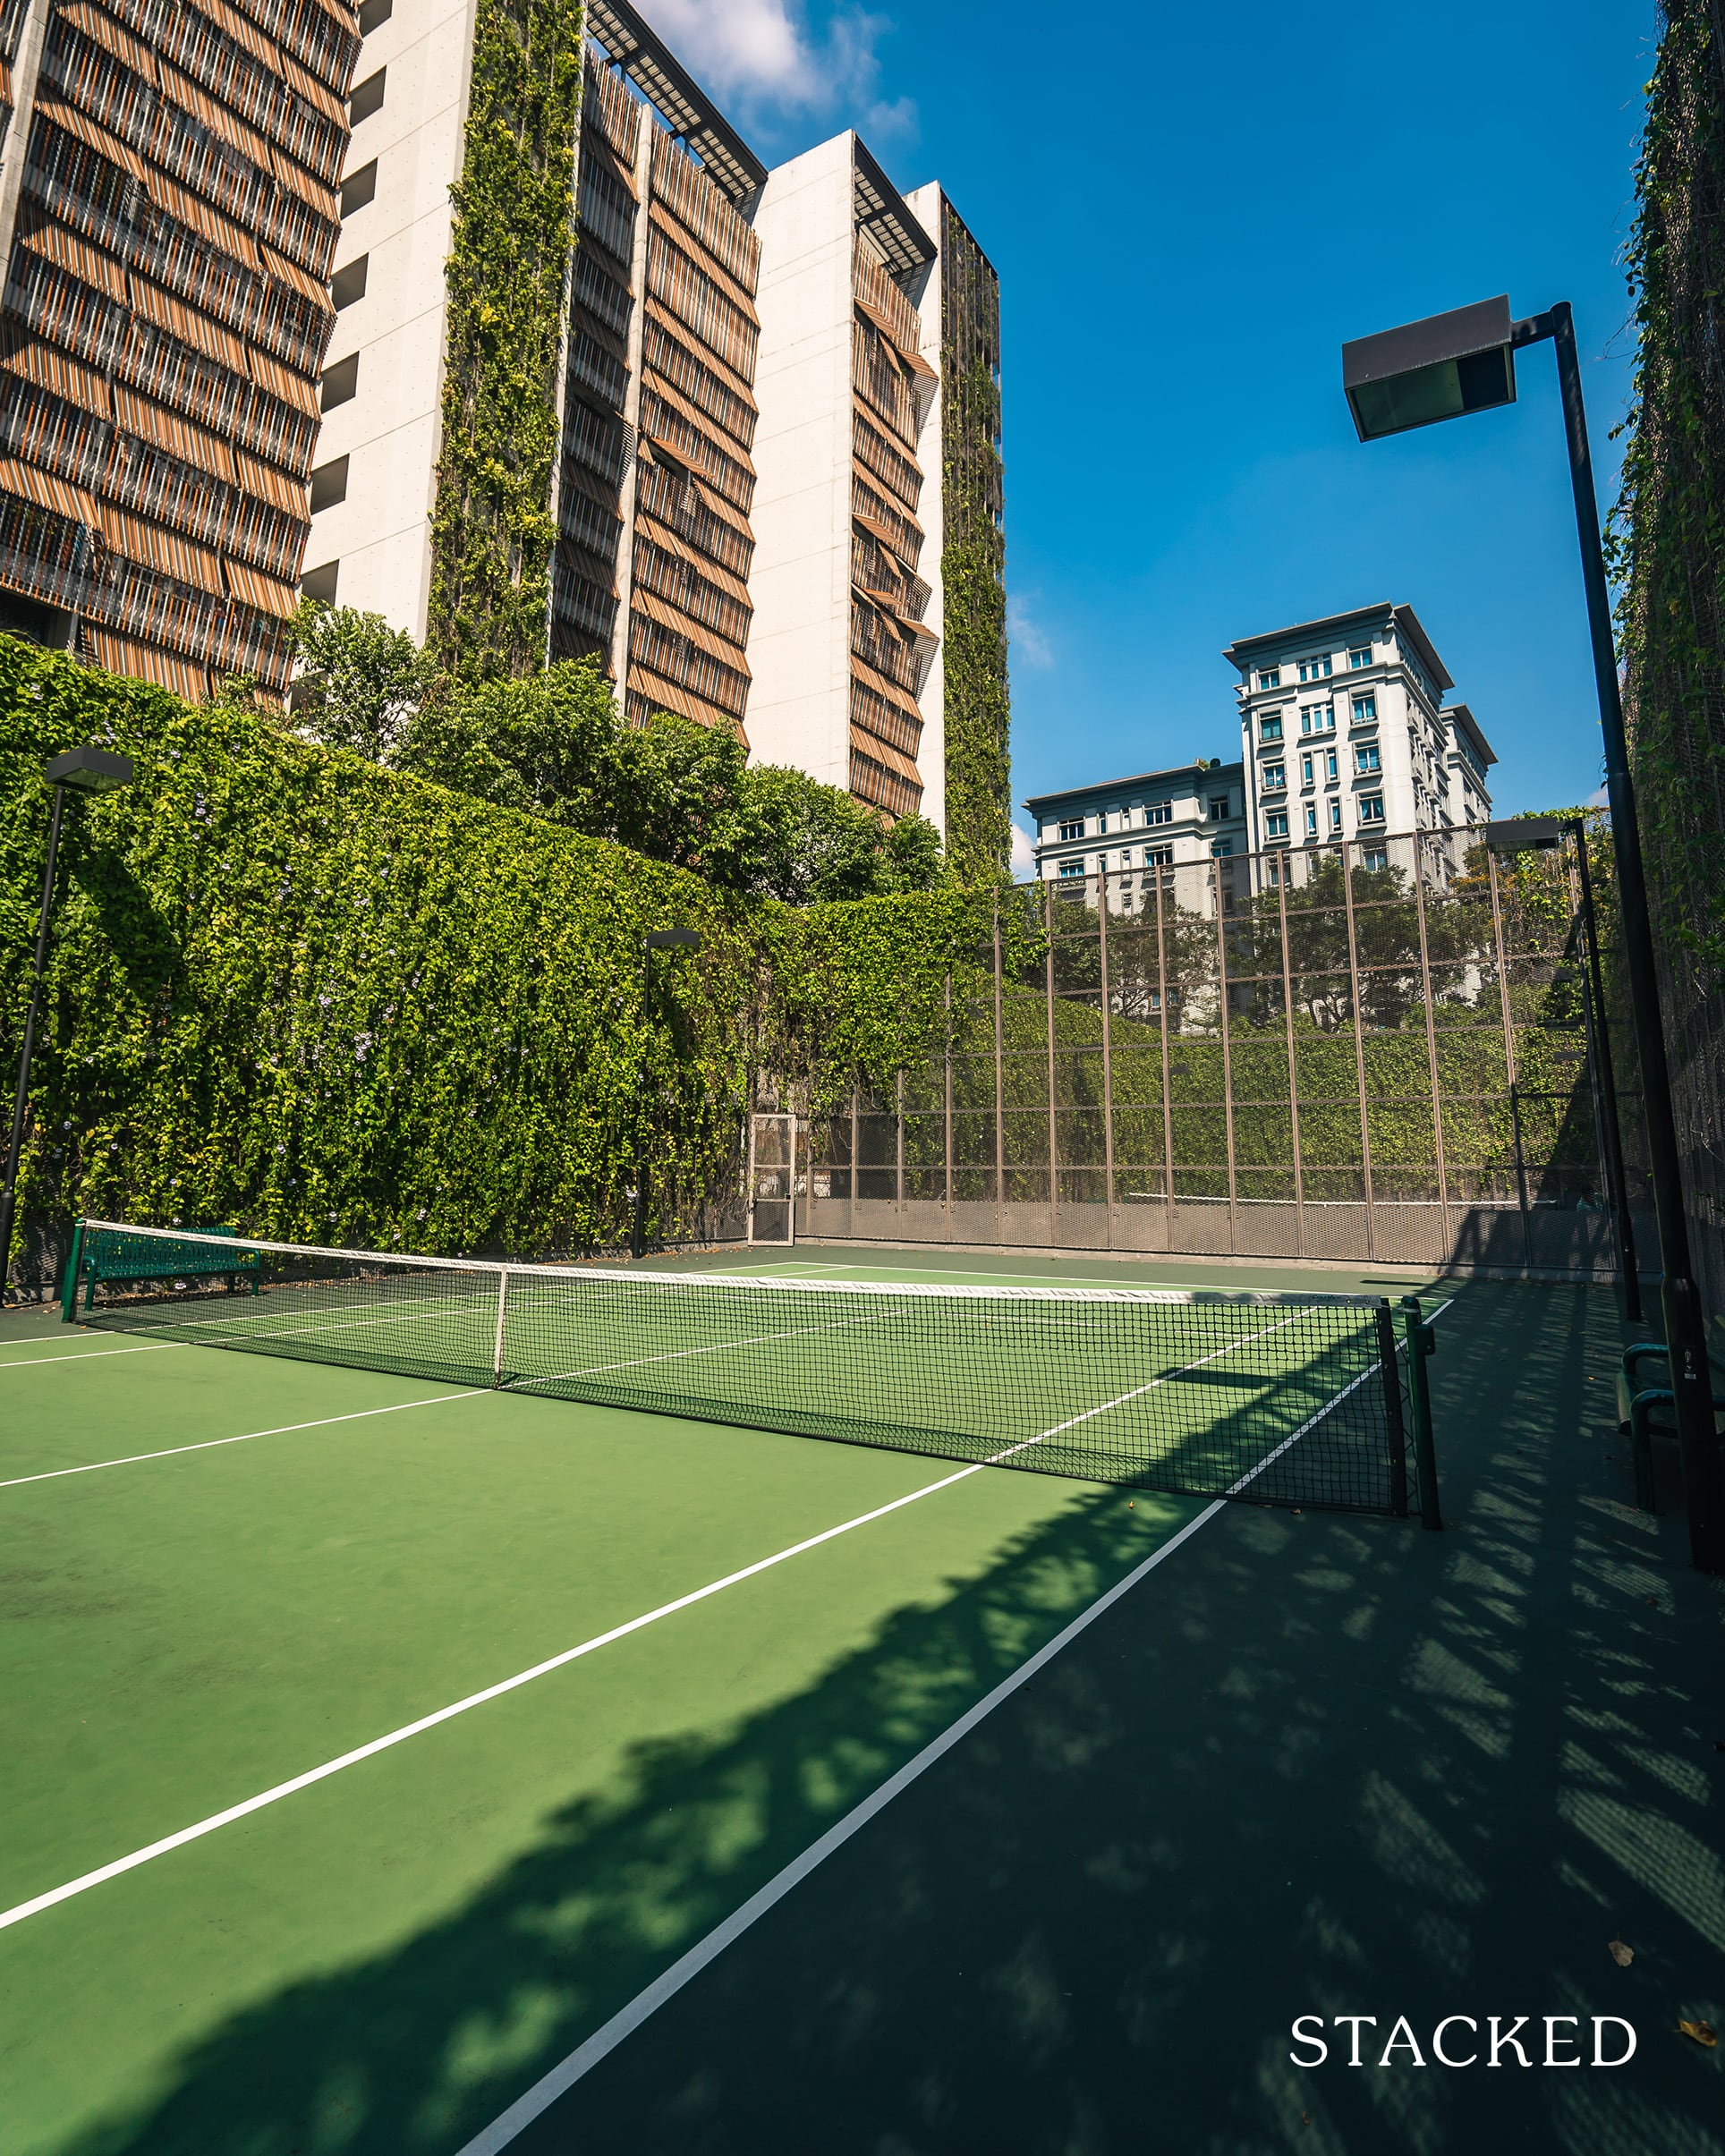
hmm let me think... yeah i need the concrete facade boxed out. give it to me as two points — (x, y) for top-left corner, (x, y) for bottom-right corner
(1025, 762), (1247, 881)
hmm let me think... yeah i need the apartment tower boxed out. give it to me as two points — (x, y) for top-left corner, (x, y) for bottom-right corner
(0, 0), (357, 696)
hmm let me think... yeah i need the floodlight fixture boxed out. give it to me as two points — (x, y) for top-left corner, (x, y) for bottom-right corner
(44, 745), (134, 793)
(645, 927), (702, 951)
(1342, 295), (1519, 442)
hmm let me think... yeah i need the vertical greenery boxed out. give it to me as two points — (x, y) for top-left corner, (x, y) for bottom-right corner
(426, 0), (584, 682)
(1613, 0), (1725, 1309)
(938, 199), (1011, 885)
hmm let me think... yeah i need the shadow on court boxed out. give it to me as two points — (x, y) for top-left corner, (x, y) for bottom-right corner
(58, 1280), (1725, 2156)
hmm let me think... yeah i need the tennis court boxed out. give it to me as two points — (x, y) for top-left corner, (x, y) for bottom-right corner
(1, 1236), (1442, 2156)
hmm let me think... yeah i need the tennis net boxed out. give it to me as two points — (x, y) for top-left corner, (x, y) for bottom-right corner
(63, 1220), (1432, 1515)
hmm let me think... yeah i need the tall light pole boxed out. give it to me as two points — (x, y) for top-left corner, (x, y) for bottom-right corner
(632, 926), (702, 1261)
(2, 746), (134, 1303)
(1344, 296), (1721, 1572)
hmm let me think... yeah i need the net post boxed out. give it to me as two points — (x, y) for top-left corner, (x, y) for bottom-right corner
(1401, 1294), (1442, 1530)
(492, 1268), (511, 1388)
(60, 1216), (84, 1323)
(1375, 1297), (1408, 1517)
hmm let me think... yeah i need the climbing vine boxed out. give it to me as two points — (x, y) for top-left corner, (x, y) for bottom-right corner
(938, 200), (1011, 886)
(425, 0), (584, 681)
(0, 640), (982, 1274)
(1612, 0), (1725, 1309)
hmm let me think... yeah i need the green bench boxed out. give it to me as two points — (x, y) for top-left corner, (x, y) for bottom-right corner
(1615, 1311), (1725, 1513)
(62, 1220), (261, 1321)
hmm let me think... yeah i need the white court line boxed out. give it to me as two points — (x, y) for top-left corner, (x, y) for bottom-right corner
(455, 1313), (1435, 2154)
(0, 1392), (474, 1491)
(0, 1343), (183, 1371)
(0, 1314), (1298, 1931)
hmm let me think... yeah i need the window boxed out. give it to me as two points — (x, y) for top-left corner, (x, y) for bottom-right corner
(1058, 819), (1083, 841)
(340, 160), (378, 216)
(1355, 743), (1381, 773)
(1145, 802), (1172, 825)
(1096, 813), (1109, 835)
(1351, 692), (1377, 723)
(349, 66), (386, 123)
(321, 353), (360, 409)
(301, 559), (339, 603)
(1359, 794), (1385, 823)
(1265, 810), (1289, 838)
(330, 256), (369, 310)
(1363, 846), (1389, 871)
(308, 455), (349, 512)
(1300, 703), (1332, 734)
(1326, 749), (1338, 781)
(1211, 837), (1233, 857)
(1146, 844), (1174, 866)
(1262, 761), (1286, 790)
(358, 0), (392, 30)
(1304, 804), (1319, 836)
(1347, 645), (1372, 669)
(1209, 794), (1230, 821)
(1058, 860), (1084, 878)
(1259, 666), (1280, 689)
(1259, 714), (1283, 742)
(1329, 799), (1343, 831)
(1298, 655), (1332, 682)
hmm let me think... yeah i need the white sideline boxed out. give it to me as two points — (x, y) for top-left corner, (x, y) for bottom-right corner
(0, 1343), (183, 1370)
(0, 1311), (1304, 1929)
(0, 1392), (474, 1490)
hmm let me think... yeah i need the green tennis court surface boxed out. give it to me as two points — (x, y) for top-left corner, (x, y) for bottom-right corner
(8, 1250), (1712, 2156)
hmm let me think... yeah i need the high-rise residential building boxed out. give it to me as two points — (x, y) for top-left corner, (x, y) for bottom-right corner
(1225, 604), (1494, 870)
(298, 0), (1009, 866)
(1026, 762), (1246, 883)
(0, 0), (357, 697)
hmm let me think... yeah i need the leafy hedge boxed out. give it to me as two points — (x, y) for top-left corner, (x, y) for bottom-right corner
(0, 641), (979, 1265)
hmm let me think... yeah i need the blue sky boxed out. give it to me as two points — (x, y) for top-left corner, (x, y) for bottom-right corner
(650, 0), (1657, 856)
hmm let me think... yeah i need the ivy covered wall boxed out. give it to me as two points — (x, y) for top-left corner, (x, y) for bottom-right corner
(0, 641), (978, 1269)
(1615, 0), (1725, 1313)
(938, 198), (1011, 886)
(425, 0), (585, 681)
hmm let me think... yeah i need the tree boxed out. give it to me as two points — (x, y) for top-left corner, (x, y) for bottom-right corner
(398, 657), (617, 823)
(740, 765), (940, 903)
(290, 601), (430, 763)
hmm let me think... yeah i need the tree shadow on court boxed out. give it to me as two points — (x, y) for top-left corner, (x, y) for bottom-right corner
(59, 1279), (1725, 2156)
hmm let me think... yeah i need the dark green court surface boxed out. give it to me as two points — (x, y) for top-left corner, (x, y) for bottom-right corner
(1, 1253), (1720, 2155)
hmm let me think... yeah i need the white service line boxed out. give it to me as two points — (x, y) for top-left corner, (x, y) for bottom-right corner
(0, 1391), (474, 1490)
(0, 1343), (183, 1371)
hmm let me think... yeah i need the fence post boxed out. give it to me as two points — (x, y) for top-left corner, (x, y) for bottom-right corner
(1212, 857), (1240, 1249)
(1375, 1297), (1409, 1518)
(1099, 862), (1117, 1247)
(1339, 841), (1378, 1260)
(1401, 1293), (1441, 1529)
(1276, 863), (1305, 1257)
(1485, 845), (1533, 1269)
(61, 1216), (84, 1324)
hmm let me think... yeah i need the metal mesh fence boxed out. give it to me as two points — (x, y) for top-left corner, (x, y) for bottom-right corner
(794, 825), (1645, 1276)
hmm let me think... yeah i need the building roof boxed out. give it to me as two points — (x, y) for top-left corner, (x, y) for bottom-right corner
(1221, 602), (1455, 695)
(586, 0), (768, 202)
(853, 136), (935, 275)
(1024, 760), (1243, 814)
(1447, 701), (1497, 766)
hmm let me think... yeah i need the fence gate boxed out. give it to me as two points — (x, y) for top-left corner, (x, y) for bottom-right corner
(746, 1113), (797, 1244)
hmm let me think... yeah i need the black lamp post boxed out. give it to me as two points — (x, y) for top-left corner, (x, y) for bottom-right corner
(1344, 297), (1721, 1572)
(632, 927), (702, 1261)
(2, 745), (134, 1303)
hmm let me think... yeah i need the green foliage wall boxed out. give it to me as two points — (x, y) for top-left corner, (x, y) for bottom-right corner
(1613, 0), (1725, 1311)
(937, 200), (1011, 886)
(425, 0), (584, 682)
(0, 642), (978, 1265)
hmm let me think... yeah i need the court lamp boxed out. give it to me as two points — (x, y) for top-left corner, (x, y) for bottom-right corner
(1343, 296), (1722, 1574)
(1, 746), (134, 1304)
(632, 927), (703, 1261)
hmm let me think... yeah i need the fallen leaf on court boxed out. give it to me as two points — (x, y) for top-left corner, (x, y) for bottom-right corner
(1677, 2019), (1717, 2047)
(1608, 1938), (1634, 1966)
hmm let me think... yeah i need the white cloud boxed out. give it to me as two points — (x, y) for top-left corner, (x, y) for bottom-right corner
(1009, 822), (1037, 878)
(1587, 783), (1610, 808)
(1007, 594), (1053, 670)
(640, 1), (914, 137)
